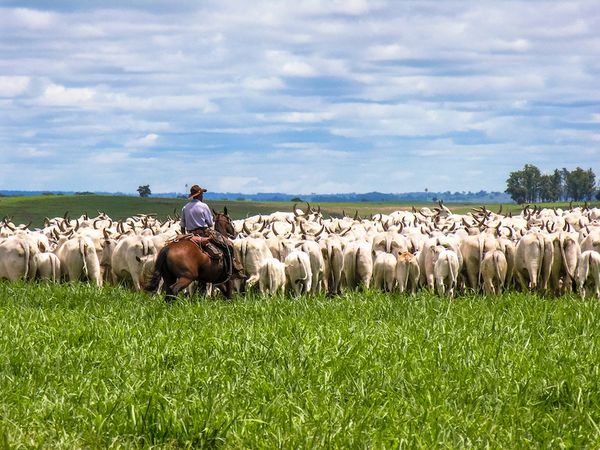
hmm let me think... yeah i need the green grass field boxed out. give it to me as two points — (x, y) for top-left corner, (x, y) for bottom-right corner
(1, 194), (596, 228)
(2, 283), (600, 447)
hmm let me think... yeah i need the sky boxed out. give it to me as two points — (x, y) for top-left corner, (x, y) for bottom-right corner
(0, 1), (599, 195)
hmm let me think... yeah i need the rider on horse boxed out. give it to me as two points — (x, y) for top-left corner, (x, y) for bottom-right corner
(181, 184), (244, 277)
(181, 184), (213, 235)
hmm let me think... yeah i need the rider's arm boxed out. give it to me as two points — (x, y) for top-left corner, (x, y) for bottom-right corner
(180, 207), (186, 233)
(204, 205), (214, 228)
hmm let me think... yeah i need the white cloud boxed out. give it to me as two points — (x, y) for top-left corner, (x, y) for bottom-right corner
(0, 76), (31, 97)
(39, 83), (96, 106)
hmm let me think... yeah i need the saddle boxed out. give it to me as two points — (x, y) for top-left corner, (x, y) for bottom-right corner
(168, 232), (244, 282)
(168, 233), (225, 261)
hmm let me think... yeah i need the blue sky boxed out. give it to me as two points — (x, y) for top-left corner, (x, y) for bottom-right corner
(0, 0), (599, 194)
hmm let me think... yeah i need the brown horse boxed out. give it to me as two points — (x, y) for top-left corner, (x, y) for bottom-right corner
(213, 207), (236, 238)
(145, 208), (239, 300)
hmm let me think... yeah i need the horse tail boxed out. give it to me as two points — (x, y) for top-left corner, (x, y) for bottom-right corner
(145, 245), (169, 292)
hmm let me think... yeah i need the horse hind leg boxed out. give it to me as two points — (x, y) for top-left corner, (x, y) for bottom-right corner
(171, 277), (194, 295)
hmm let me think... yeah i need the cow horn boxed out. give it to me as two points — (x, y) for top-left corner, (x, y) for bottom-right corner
(412, 206), (416, 213)
(382, 221), (389, 231)
(354, 210), (359, 220)
(242, 221), (251, 235)
(74, 220), (80, 231)
(103, 229), (109, 239)
(314, 224), (325, 237)
(497, 205), (503, 215)
(259, 221), (268, 232)
(398, 222), (404, 233)
(290, 221), (296, 234)
(63, 211), (69, 220)
(317, 205), (321, 214)
(273, 223), (280, 236)
(569, 201), (573, 210)
(342, 210), (346, 218)
(504, 226), (514, 239)
(563, 221), (569, 231)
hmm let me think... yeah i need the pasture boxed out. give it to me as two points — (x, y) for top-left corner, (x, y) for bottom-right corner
(0, 194), (543, 228)
(2, 283), (600, 448)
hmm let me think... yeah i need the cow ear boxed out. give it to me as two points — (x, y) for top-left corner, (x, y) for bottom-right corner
(38, 241), (46, 252)
(135, 256), (142, 262)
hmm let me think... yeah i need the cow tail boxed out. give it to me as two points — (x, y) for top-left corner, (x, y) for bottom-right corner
(559, 235), (573, 282)
(79, 238), (89, 278)
(477, 235), (484, 289)
(51, 256), (57, 282)
(267, 262), (274, 294)
(494, 252), (502, 288)
(348, 246), (360, 287)
(449, 254), (456, 290)
(297, 255), (308, 281)
(145, 245), (169, 293)
(403, 260), (410, 292)
(537, 235), (545, 287)
(22, 241), (30, 279)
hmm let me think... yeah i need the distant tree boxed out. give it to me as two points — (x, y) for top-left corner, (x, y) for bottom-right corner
(538, 171), (562, 202)
(505, 164), (541, 204)
(564, 167), (596, 201)
(290, 197), (303, 202)
(596, 188), (600, 201)
(137, 185), (151, 197)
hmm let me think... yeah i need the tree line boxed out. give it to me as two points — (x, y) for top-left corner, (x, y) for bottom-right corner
(505, 164), (598, 204)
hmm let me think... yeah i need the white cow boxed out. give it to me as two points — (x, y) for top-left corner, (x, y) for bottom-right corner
(396, 252), (420, 294)
(258, 257), (286, 295)
(576, 251), (600, 299)
(296, 240), (325, 294)
(372, 252), (397, 292)
(514, 233), (546, 291)
(54, 235), (102, 286)
(235, 237), (273, 290)
(321, 235), (344, 295)
(0, 236), (37, 281)
(434, 247), (460, 297)
(284, 250), (312, 296)
(110, 236), (157, 291)
(33, 252), (61, 282)
(342, 240), (373, 290)
(481, 250), (508, 295)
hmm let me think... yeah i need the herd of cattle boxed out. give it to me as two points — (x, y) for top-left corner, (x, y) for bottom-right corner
(1, 202), (600, 298)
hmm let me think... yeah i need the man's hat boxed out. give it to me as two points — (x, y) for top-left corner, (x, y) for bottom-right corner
(189, 184), (207, 198)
